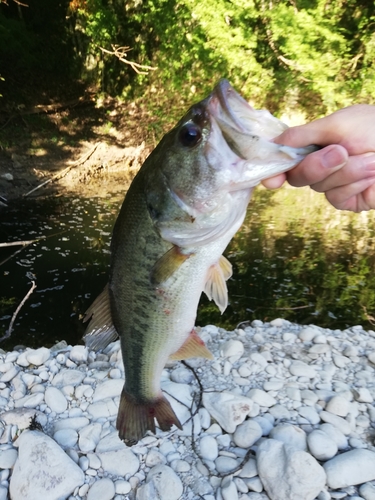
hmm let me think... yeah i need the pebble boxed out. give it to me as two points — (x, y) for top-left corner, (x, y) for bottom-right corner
(199, 435), (219, 461)
(44, 386), (68, 413)
(325, 395), (350, 417)
(87, 478), (115, 500)
(269, 424), (307, 451)
(143, 465), (183, 500)
(233, 419), (263, 448)
(247, 388), (276, 407)
(307, 429), (338, 460)
(324, 449), (375, 488)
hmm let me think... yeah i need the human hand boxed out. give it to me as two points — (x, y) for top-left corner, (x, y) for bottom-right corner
(262, 105), (375, 212)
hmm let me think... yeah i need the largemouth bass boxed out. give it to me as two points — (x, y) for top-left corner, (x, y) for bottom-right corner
(83, 80), (317, 445)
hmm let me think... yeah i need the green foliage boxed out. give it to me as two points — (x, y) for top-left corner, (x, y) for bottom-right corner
(1, 0), (374, 117)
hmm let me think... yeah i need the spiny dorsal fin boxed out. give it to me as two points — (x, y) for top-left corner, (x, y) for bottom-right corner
(83, 284), (118, 351)
(169, 329), (213, 360)
(150, 246), (194, 285)
(204, 255), (233, 314)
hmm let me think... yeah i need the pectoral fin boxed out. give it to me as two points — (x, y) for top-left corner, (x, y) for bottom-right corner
(169, 329), (213, 360)
(150, 246), (194, 285)
(83, 284), (118, 351)
(204, 255), (233, 314)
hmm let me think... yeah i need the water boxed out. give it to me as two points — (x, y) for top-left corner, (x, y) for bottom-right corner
(1, 186), (375, 350)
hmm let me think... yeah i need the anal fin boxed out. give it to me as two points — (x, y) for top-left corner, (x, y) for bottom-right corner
(204, 255), (233, 314)
(83, 284), (118, 351)
(169, 330), (213, 361)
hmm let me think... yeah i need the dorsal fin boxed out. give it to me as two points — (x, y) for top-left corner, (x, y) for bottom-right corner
(204, 255), (233, 314)
(83, 284), (118, 351)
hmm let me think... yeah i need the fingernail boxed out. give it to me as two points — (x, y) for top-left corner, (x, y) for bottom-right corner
(364, 154), (375, 170)
(322, 147), (347, 169)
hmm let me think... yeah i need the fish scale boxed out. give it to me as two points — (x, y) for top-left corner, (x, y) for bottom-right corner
(83, 79), (318, 444)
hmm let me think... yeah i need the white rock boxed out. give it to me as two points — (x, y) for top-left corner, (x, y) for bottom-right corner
(170, 367), (194, 384)
(269, 424), (307, 451)
(289, 361), (316, 379)
(98, 448), (139, 476)
(220, 339), (244, 359)
(92, 378), (124, 402)
(199, 435), (219, 461)
(9, 431), (84, 500)
(299, 327), (319, 341)
(247, 388), (276, 407)
(333, 354), (350, 368)
(233, 419), (263, 448)
(87, 452), (101, 469)
(53, 429), (78, 448)
(51, 369), (85, 387)
(115, 480), (132, 495)
(25, 347), (50, 366)
(53, 417), (90, 432)
(252, 416), (274, 436)
(202, 391), (253, 433)
(78, 423), (102, 452)
(87, 478), (115, 500)
(325, 395), (350, 417)
(221, 477), (239, 500)
(144, 464), (183, 500)
(44, 386), (68, 413)
(353, 387), (373, 403)
(320, 423), (348, 450)
(14, 393), (44, 409)
(215, 456), (240, 474)
(96, 431), (123, 452)
(145, 449), (167, 467)
(87, 399), (118, 419)
(319, 410), (351, 434)
(0, 448), (18, 469)
(298, 407), (320, 425)
(359, 482), (375, 500)
(324, 449), (375, 488)
(1, 408), (46, 430)
(238, 457), (258, 478)
(263, 380), (283, 391)
(268, 405), (291, 420)
(171, 459), (190, 472)
(257, 439), (326, 500)
(69, 345), (88, 363)
(16, 351), (30, 367)
(0, 365), (19, 383)
(307, 430), (338, 460)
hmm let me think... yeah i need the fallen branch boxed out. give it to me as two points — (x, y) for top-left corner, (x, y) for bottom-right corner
(23, 142), (100, 197)
(0, 281), (36, 343)
(99, 45), (157, 75)
(0, 239), (40, 248)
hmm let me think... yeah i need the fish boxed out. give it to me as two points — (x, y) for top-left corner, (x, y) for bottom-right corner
(83, 79), (318, 445)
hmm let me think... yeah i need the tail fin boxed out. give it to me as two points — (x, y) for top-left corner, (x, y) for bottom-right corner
(116, 387), (183, 445)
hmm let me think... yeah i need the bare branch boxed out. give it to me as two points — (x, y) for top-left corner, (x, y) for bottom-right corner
(23, 142), (100, 197)
(0, 281), (36, 343)
(99, 45), (157, 75)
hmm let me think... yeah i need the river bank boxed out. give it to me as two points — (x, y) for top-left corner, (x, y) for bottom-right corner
(1, 319), (375, 500)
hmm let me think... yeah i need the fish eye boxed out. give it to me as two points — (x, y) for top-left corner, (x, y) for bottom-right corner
(179, 122), (202, 147)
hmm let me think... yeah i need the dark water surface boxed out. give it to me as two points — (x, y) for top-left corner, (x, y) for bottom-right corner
(2, 186), (375, 350)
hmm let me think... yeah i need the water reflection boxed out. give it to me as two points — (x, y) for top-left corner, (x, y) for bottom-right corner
(1, 186), (375, 350)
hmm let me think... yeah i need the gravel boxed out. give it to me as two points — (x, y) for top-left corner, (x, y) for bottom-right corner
(1, 318), (375, 499)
